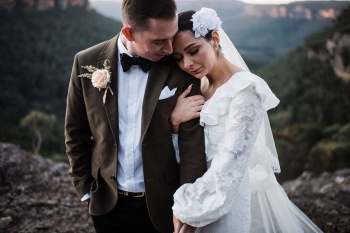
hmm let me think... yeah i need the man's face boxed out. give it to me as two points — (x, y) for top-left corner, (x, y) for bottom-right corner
(130, 17), (178, 61)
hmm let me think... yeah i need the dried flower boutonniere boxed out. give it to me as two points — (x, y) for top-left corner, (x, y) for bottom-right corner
(78, 59), (114, 105)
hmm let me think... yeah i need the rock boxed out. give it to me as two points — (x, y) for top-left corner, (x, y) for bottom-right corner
(0, 142), (349, 232)
(283, 169), (350, 233)
(0, 216), (13, 228)
(0, 143), (93, 233)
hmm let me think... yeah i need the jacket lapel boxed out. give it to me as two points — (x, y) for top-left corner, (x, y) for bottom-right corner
(97, 35), (171, 144)
(98, 35), (119, 145)
(141, 62), (171, 142)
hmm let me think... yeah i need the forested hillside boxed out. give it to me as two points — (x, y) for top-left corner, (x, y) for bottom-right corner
(258, 6), (350, 181)
(0, 7), (122, 158)
(0, 4), (349, 182)
(92, 0), (350, 70)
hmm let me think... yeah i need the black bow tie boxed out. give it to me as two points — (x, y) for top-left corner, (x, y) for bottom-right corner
(120, 53), (152, 72)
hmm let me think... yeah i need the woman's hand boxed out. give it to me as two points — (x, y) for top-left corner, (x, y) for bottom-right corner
(170, 85), (205, 133)
(173, 215), (183, 233)
(179, 224), (196, 233)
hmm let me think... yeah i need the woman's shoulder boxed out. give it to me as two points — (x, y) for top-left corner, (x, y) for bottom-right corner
(224, 71), (280, 111)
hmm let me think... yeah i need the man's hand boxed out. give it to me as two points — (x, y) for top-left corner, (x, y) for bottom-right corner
(173, 215), (183, 233)
(170, 85), (205, 133)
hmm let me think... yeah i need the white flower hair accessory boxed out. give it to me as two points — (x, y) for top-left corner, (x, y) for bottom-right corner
(191, 7), (222, 38)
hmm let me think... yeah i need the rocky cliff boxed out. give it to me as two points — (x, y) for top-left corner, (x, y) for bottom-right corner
(0, 0), (89, 11)
(306, 6), (350, 82)
(244, 3), (343, 20)
(0, 143), (349, 232)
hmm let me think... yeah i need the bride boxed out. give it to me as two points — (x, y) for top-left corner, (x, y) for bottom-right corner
(170, 7), (323, 233)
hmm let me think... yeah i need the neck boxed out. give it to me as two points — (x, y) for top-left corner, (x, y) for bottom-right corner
(121, 33), (136, 56)
(201, 56), (243, 100)
(206, 56), (240, 88)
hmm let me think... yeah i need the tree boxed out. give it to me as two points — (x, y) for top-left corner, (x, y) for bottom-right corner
(20, 110), (56, 154)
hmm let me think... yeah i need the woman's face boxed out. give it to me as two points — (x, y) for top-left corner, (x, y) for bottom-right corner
(172, 30), (217, 79)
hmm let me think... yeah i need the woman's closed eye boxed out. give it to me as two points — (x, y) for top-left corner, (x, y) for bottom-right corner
(189, 48), (199, 56)
(173, 48), (199, 62)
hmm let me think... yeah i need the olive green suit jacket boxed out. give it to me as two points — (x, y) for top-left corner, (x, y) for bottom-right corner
(65, 35), (207, 233)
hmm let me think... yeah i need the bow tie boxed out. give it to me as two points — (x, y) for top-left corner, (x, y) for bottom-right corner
(120, 53), (152, 72)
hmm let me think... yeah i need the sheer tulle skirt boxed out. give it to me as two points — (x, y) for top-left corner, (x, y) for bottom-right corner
(250, 169), (323, 233)
(194, 169), (322, 233)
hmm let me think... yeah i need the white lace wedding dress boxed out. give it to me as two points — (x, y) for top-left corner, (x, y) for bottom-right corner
(172, 72), (322, 233)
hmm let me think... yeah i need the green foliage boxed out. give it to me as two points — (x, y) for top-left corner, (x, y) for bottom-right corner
(309, 141), (350, 173)
(260, 42), (350, 126)
(259, 6), (350, 181)
(273, 124), (322, 181)
(20, 110), (56, 154)
(333, 6), (350, 34)
(20, 110), (56, 131)
(0, 8), (122, 156)
(333, 123), (350, 142)
(308, 124), (350, 174)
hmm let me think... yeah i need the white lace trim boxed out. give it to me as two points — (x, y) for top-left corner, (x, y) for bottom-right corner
(173, 85), (264, 227)
(200, 71), (279, 127)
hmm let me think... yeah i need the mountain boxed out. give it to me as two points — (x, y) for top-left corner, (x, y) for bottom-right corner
(0, 6), (122, 157)
(0, 1), (349, 177)
(257, 6), (350, 182)
(0, 0), (90, 10)
(91, 0), (350, 69)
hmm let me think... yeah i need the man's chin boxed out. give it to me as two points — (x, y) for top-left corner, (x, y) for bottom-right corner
(152, 54), (167, 61)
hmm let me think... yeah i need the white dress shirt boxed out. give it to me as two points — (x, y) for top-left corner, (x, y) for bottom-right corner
(80, 35), (148, 201)
(116, 35), (148, 192)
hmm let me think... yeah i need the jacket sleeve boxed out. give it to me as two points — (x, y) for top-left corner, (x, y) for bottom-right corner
(65, 54), (94, 199)
(173, 86), (264, 227)
(178, 79), (207, 185)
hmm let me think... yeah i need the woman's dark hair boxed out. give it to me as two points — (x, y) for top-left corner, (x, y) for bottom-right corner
(122, 0), (177, 31)
(178, 10), (213, 41)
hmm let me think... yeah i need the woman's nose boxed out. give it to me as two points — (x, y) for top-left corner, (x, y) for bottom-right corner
(183, 56), (194, 69)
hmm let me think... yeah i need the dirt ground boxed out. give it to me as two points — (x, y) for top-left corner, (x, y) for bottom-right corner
(0, 143), (349, 233)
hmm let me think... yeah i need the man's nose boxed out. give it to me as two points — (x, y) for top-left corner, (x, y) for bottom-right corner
(162, 39), (173, 55)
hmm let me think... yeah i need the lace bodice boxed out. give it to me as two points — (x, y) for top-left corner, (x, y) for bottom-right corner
(172, 72), (280, 229)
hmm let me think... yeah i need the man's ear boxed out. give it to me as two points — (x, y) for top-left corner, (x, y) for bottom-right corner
(122, 26), (135, 41)
(211, 31), (220, 49)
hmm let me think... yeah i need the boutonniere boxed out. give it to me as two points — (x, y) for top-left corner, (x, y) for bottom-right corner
(78, 59), (114, 105)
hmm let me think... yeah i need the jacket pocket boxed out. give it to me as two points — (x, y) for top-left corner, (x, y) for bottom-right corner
(90, 167), (100, 193)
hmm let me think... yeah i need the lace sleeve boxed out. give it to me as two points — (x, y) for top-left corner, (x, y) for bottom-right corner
(173, 86), (264, 227)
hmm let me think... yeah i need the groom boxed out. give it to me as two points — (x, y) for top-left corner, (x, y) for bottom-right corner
(65, 0), (206, 232)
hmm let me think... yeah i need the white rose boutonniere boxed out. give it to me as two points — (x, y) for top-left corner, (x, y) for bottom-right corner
(91, 69), (110, 89)
(78, 59), (114, 105)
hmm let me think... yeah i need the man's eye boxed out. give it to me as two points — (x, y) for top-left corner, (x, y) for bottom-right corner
(153, 40), (163, 45)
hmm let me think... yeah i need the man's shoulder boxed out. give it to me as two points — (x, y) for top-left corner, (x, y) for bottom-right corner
(159, 56), (193, 81)
(75, 35), (118, 59)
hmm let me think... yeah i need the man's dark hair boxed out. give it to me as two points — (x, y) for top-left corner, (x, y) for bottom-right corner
(122, 0), (177, 31)
(178, 10), (213, 41)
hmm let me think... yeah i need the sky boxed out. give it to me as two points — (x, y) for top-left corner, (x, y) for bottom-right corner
(227, 0), (314, 4)
(239, 0), (343, 4)
(90, 0), (345, 5)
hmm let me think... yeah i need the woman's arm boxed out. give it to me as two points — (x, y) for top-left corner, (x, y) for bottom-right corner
(173, 86), (264, 227)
